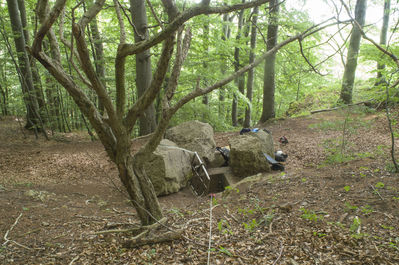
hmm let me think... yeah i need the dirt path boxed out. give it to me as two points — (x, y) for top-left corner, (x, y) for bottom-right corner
(0, 109), (398, 264)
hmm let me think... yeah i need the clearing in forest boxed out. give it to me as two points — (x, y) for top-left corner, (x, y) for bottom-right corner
(0, 108), (398, 264)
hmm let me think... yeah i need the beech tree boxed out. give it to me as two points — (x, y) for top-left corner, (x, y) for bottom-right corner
(375, 0), (390, 86)
(339, 0), (367, 104)
(243, 6), (258, 127)
(131, 0), (157, 135)
(232, 1), (246, 127)
(6, 0), (43, 131)
(260, 0), (279, 122)
(30, 0), (334, 230)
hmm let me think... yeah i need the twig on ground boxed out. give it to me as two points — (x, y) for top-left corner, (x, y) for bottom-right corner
(112, 207), (136, 216)
(68, 254), (80, 265)
(180, 217), (208, 229)
(2, 213), (38, 250)
(339, 212), (349, 223)
(74, 214), (107, 221)
(3, 213), (22, 244)
(272, 241), (284, 265)
(226, 208), (239, 223)
(268, 216), (281, 235)
(370, 184), (384, 200)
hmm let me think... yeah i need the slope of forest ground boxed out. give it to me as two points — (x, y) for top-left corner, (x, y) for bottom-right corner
(0, 107), (399, 264)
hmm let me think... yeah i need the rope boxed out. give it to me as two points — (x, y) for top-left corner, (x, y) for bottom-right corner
(207, 193), (213, 265)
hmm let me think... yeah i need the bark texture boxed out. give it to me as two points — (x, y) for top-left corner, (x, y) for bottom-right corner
(340, 0), (367, 104)
(260, 0), (279, 122)
(244, 6), (258, 128)
(131, 0), (157, 136)
(375, 0), (390, 85)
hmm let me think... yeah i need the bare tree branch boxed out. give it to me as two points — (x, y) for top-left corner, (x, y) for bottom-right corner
(339, 0), (399, 67)
(78, 0), (106, 28)
(124, 36), (176, 132)
(32, 0), (66, 53)
(113, 0), (126, 44)
(118, 0), (270, 57)
(298, 37), (326, 76)
(166, 26), (192, 102)
(72, 23), (118, 127)
(146, 0), (164, 29)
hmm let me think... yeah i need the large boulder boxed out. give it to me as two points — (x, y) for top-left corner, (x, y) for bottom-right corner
(143, 139), (193, 196)
(229, 130), (274, 177)
(165, 120), (216, 165)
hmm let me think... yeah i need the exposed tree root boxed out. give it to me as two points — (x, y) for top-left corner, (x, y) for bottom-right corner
(123, 230), (182, 248)
(94, 217), (167, 235)
(93, 217), (182, 248)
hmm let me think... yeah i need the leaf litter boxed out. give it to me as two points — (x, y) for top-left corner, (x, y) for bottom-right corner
(0, 110), (399, 264)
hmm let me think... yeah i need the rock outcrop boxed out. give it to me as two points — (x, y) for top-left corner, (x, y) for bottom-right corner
(165, 120), (216, 165)
(143, 139), (193, 196)
(229, 130), (274, 177)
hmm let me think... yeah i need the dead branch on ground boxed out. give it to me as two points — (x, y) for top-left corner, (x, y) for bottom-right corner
(310, 101), (371, 114)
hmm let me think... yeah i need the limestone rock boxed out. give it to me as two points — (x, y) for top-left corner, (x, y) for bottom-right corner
(229, 130), (274, 177)
(165, 120), (216, 165)
(143, 139), (193, 196)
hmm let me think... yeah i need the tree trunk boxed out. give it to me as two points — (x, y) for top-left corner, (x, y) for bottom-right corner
(37, 0), (64, 132)
(244, 6), (258, 128)
(6, 0), (42, 130)
(88, 4), (107, 114)
(0, 83), (8, 116)
(219, 13), (232, 121)
(202, 20), (210, 107)
(260, 0), (279, 122)
(131, 0), (157, 136)
(232, 1), (245, 127)
(340, 0), (367, 104)
(18, 0), (47, 119)
(375, 0), (390, 86)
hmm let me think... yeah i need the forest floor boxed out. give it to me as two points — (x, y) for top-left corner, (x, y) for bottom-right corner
(0, 107), (399, 265)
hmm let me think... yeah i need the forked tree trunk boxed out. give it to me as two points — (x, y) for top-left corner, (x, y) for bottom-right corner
(117, 150), (163, 225)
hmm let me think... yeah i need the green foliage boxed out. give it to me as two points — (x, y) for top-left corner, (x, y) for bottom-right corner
(313, 231), (327, 238)
(242, 218), (259, 232)
(375, 182), (385, 189)
(360, 205), (374, 215)
(300, 208), (323, 222)
(218, 246), (233, 257)
(344, 202), (358, 212)
(224, 185), (239, 194)
(217, 219), (233, 235)
(380, 224), (394, 230)
(344, 186), (351, 192)
(168, 208), (184, 217)
(350, 216), (361, 233)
